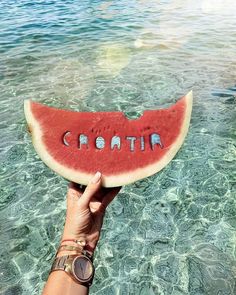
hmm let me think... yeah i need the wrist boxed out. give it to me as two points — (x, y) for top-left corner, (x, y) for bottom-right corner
(61, 231), (86, 241)
(56, 250), (81, 257)
(50, 251), (95, 289)
(56, 237), (95, 257)
(61, 228), (78, 241)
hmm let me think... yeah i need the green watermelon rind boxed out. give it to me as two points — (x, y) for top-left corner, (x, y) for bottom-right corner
(24, 91), (193, 187)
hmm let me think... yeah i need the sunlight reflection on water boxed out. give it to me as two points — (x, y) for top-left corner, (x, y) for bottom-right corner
(0, 0), (236, 294)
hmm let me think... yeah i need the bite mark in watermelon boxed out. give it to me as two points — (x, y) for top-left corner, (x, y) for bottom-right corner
(24, 91), (193, 187)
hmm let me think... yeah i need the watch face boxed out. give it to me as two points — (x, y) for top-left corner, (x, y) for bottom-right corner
(72, 256), (94, 282)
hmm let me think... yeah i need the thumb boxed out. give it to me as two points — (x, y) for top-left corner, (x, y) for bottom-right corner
(79, 171), (102, 208)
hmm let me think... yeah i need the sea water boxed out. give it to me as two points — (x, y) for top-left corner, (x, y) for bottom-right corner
(0, 1), (235, 294)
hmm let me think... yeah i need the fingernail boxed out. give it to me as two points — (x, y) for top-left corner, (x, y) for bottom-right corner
(91, 171), (101, 184)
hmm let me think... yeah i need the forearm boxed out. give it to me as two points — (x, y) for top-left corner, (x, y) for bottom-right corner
(42, 271), (88, 295)
(41, 228), (95, 295)
(41, 175), (120, 295)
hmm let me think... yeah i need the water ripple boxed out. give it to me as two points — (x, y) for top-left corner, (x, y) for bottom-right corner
(0, 1), (236, 294)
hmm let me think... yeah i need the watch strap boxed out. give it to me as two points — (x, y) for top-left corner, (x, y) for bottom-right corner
(51, 255), (68, 271)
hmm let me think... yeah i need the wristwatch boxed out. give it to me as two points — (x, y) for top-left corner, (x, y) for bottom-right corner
(50, 253), (94, 286)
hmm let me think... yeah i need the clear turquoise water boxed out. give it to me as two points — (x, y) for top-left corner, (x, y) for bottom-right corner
(0, 1), (236, 294)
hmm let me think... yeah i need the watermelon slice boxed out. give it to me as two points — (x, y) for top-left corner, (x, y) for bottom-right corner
(24, 91), (193, 187)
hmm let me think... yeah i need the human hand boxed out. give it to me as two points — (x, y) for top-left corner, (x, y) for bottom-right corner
(60, 172), (121, 256)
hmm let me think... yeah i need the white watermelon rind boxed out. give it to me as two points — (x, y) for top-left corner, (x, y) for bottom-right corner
(24, 91), (193, 187)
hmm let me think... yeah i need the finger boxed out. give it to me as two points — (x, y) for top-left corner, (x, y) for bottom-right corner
(101, 186), (122, 211)
(67, 182), (82, 199)
(79, 171), (102, 208)
(69, 182), (85, 194)
(94, 186), (121, 202)
(91, 186), (110, 202)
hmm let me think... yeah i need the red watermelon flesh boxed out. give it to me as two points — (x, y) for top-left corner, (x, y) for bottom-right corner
(24, 91), (193, 187)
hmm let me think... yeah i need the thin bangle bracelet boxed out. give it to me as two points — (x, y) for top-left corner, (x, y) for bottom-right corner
(61, 239), (86, 247)
(55, 245), (83, 257)
(58, 245), (83, 252)
(61, 239), (94, 255)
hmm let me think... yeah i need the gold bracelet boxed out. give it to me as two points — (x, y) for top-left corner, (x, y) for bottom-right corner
(61, 238), (87, 247)
(55, 244), (83, 257)
(58, 245), (83, 252)
(56, 238), (88, 257)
